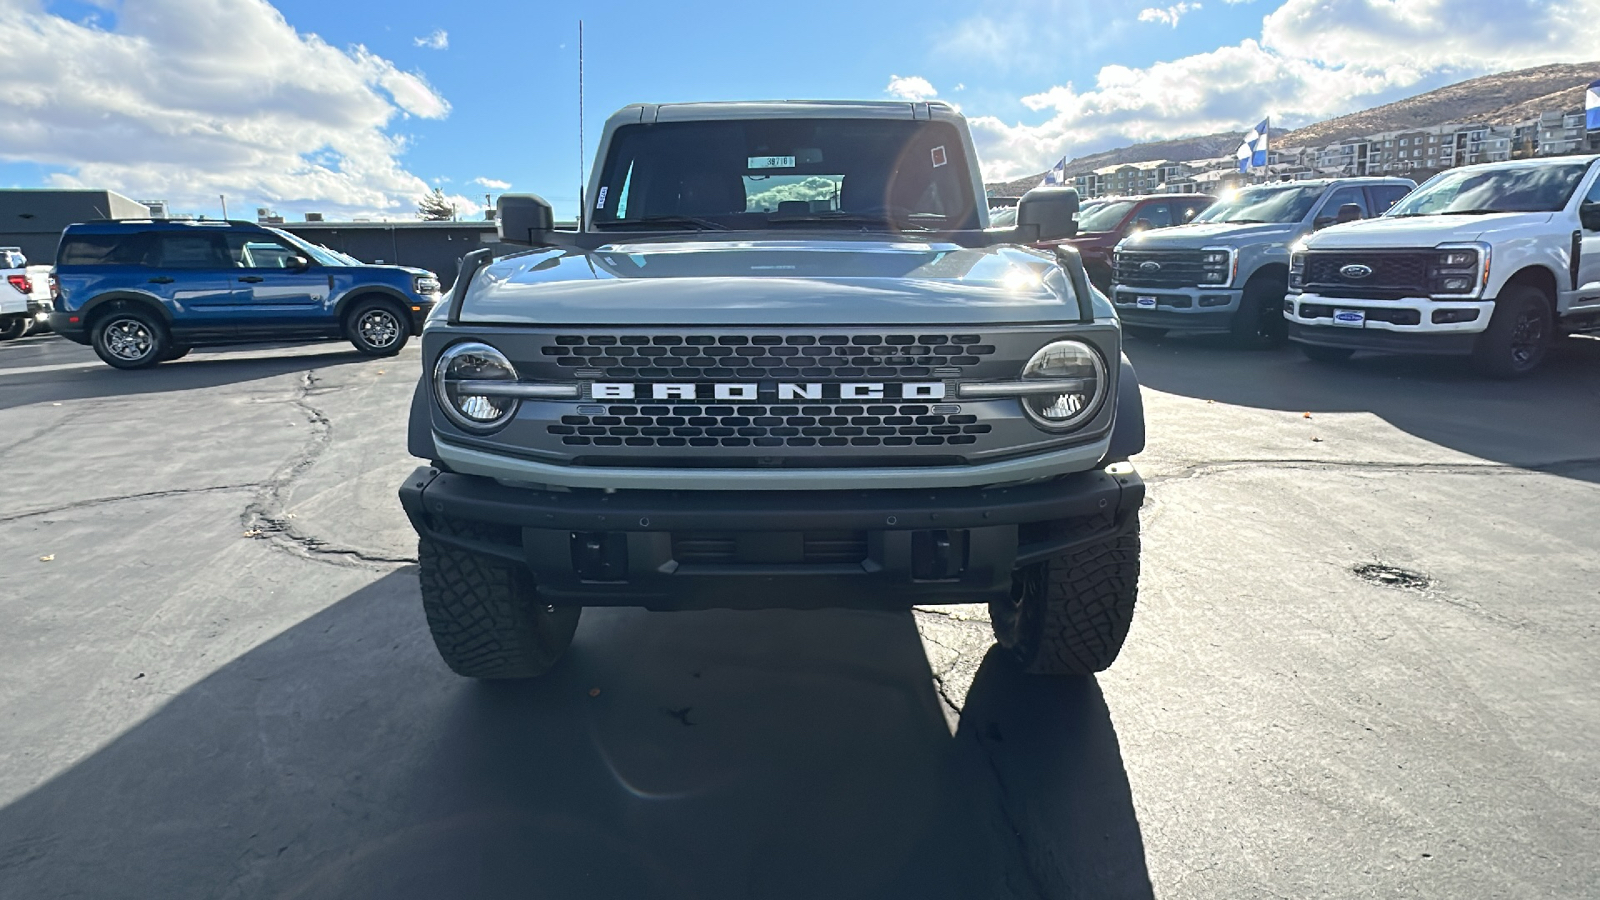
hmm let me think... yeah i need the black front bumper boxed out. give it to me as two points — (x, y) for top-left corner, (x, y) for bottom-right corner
(1287, 322), (1478, 355)
(398, 466), (1144, 610)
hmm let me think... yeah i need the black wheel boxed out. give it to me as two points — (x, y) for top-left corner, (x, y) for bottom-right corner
(91, 307), (168, 369)
(161, 345), (192, 361)
(1299, 344), (1354, 363)
(418, 519), (580, 679)
(1230, 277), (1289, 349)
(990, 521), (1140, 675)
(1122, 325), (1167, 342)
(1472, 285), (1552, 378)
(0, 316), (27, 341)
(345, 298), (410, 357)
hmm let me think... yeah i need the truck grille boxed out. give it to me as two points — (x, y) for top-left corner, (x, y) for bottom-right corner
(550, 403), (992, 448)
(672, 531), (868, 564)
(540, 333), (996, 380)
(1113, 249), (1207, 289)
(1303, 251), (1431, 300)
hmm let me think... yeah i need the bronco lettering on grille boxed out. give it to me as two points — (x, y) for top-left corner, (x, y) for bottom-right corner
(591, 381), (946, 401)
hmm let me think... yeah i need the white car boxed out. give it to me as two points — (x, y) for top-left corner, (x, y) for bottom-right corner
(1, 247), (38, 340)
(1286, 155), (1600, 376)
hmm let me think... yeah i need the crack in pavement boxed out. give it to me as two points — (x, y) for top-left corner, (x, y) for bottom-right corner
(0, 484), (262, 523)
(239, 369), (416, 568)
(1144, 455), (1600, 485)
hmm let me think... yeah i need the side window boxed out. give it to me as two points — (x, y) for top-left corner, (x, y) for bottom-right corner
(1320, 186), (1369, 219)
(1585, 174), (1600, 206)
(57, 233), (153, 266)
(226, 234), (298, 268)
(1368, 185), (1411, 215)
(155, 234), (230, 269)
(1135, 203), (1174, 229)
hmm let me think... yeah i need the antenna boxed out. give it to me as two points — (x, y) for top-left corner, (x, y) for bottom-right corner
(578, 19), (585, 231)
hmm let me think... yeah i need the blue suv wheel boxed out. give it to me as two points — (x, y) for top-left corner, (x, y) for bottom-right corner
(92, 306), (169, 370)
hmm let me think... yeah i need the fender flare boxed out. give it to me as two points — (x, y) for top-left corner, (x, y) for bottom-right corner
(335, 285), (415, 322)
(77, 291), (174, 327)
(407, 376), (441, 462)
(1102, 355), (1146, 465)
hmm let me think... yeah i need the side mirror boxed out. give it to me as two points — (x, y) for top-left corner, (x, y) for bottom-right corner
(287, 255), (310, 270)
(1581, 202), (1600, 233)
(1312, 216), (1337, 231)
(1336, 203), (1364, 224)
(1016, 186), (1080, 243)
(497, 193), (556, 246)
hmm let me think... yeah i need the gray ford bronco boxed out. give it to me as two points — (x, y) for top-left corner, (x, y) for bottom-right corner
(398, 100), (1147, 679)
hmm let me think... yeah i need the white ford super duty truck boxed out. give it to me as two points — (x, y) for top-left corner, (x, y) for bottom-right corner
(1286, 155), (1600, 376)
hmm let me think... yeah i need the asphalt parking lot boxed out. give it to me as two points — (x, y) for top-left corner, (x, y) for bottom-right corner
(1, 330), (1597, 899)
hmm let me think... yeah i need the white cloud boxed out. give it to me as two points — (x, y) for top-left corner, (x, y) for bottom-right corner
(1138, 3), (1200, 27)
(966, 0), (1600, 182)
(413, 28), (447, 50)
(472, 177), (511, 190)
(0, 0), (466, 219)
(885, 74), (938, 102)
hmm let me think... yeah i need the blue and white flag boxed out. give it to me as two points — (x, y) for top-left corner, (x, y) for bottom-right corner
(1247, 117), (1270, 168)
(1042, 156), (1067, 186)
(1236, 138), (1252, 173)
(1587, 79), (1600, 131)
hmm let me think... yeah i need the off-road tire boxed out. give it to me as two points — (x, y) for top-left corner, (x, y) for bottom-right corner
(418, 520), (580, 679)
(0, 315), (29, 341)
(1299, 343), (1354, 363)
(91, 306), (169, 369)
(990, 522), (1140, 675)
(1230, 277), (1289, 349)
(1122, 325), (1167, 342)
(345, 297), (410, 357)
(1472, 285), (1552, 378)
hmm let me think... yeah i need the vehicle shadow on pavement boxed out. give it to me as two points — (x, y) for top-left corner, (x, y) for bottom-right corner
(0, 571), (1153, 900)
(0, 344), (381, 412)
(1124, 334), (1600, 484)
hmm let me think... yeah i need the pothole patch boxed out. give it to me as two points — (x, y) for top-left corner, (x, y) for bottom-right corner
(1352, 563), (1434, 592)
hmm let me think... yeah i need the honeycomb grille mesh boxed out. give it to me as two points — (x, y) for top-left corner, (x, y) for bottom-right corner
(539, 333), (996, 380)
(550, 403), (993, 449)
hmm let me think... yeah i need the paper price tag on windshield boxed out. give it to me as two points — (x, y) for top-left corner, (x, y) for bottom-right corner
(748, 156), (796, 169)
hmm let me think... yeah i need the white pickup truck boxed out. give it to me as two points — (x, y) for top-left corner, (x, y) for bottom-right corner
(1, 247), (40, 340)
(1286, 155), (1600, 376)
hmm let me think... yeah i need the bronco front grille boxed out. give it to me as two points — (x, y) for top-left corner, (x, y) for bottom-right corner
(539, 333), (996, 380)
(550, 403), (993, 448)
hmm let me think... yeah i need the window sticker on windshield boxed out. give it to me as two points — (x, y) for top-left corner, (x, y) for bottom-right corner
(596, 186), (608, 209)
(931, 146), (948, 168)
(748, 156), (796, 169)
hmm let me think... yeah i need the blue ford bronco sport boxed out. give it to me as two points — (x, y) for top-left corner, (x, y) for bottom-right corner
(50, 219), (441, 369)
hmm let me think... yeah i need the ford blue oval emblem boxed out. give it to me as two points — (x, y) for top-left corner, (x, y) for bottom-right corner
(1340, 264), (1373, 279)
(1139, 261), (1161, 271)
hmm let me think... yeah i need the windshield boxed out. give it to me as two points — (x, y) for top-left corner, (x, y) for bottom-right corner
(1386, 163), (1593, 217)
(1193, 185), (1323, 224)
(988, 206), (1017, 227)
(590, 118), (980, 232)
(266, 228), (345, 266)
(1076, 200), (1136, 232)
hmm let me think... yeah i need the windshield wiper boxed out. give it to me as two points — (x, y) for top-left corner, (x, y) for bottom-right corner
(598, 215), (729, 231)
(1437, 208), (1513, 216)
(1216, 218), (1270, 224)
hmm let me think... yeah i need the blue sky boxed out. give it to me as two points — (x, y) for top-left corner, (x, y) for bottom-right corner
(1, 0), (1595, 220)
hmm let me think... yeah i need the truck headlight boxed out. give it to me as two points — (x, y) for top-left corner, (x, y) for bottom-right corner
(435, 342), (519, 432)
(414, 274), (441, 295)
(1429, 246), (1484, 295)
(1018, 340), (1107, 431)
(1200, 247), (1235, 286)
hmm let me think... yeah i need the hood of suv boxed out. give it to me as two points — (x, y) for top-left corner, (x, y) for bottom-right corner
(459, 239), (1079, 325)
(1302, 212), (1556, 249)
(1119, 221), (1299, 250)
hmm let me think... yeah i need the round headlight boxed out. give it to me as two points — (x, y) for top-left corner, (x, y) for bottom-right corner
(435, 342), (519, 432)
(1019, 340), (1107, 431)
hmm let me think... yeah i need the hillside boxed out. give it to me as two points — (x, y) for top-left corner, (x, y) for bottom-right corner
(987, 60), (1600, 195)
(1276, 61), (1600, 146)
